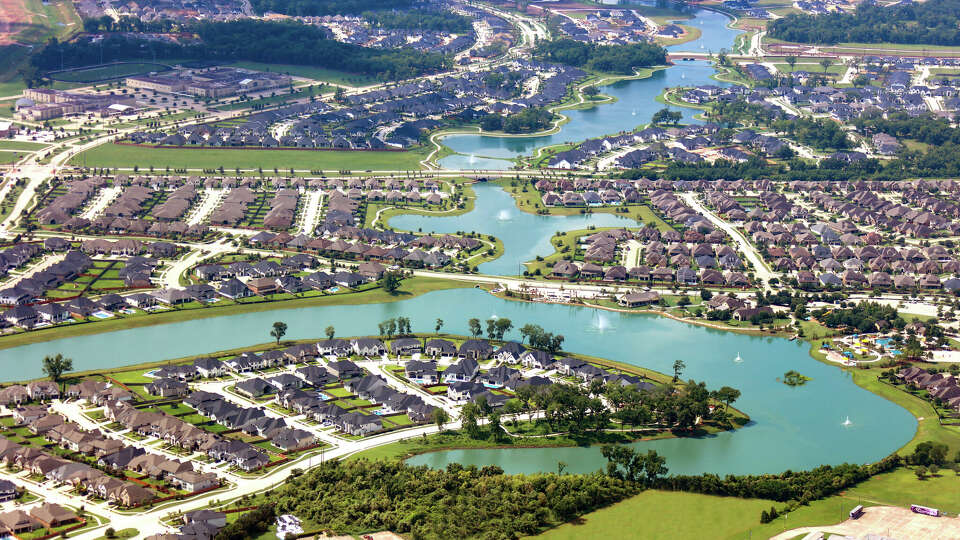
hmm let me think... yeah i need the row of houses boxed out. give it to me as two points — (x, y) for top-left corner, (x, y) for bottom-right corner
(0, 436), (156, 507)
(898, 367), (960, 412)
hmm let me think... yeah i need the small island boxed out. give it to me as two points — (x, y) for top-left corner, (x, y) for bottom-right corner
(782, 370), (812, 387)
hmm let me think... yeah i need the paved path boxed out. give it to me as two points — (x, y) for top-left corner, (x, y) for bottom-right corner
(186, 188), (226, 226)
(80, 185), (122, 220)
(770, 506), (960, 540)
(680, 192), (776, 289)
(297, 190), (324, 235)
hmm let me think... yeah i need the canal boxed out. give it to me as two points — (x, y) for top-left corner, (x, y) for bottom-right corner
(438, 6), (742, 170)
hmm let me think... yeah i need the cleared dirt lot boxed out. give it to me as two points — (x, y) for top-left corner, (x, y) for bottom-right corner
(0, 0), (30, 45)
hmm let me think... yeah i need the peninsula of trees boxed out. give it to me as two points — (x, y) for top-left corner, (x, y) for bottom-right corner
(533, 39), (667, 75)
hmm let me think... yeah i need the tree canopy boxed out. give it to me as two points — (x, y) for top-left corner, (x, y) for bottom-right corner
(768, 0), (960, 46)
(533, 39), (666, 74)
(31, 19), (450, 81)
(267, 459), (638, 539)
(250, 0), (413, 16)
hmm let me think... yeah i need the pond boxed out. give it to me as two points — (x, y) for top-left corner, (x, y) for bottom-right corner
(389, 182), (637, 275)
(1, 288), (916, 476)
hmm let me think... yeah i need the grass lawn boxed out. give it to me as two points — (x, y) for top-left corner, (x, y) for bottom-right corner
(68, 143), (430, 171)
(216, 85), (330, 111)
(537, 490), (773, 540)
(844, 467), (960, 515)
(93, 528), (138, 540)
(0, 140), (51, 151)
(226, 61), (380, 87)
(47, 62), (171, 83)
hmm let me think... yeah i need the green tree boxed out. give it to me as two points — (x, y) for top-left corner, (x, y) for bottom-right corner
(435, 318), (443, 335)
(380, 271), (402, 294)
(672, 359), (686, 382)
(714, 386), (741, 411)
(785, 55), (797, 71)
(42, 354), (73, 387)
(433, 408), (449, 431)
(468, 318), (482, 338)
(819, 57), (833, 73)
(325, 325), (335, 340)
(270, 321), (287, 344)
(494, 318), (513, 340)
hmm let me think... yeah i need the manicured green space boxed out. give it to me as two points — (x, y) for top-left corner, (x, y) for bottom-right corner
(0, 140), (51, 151)
(844, 467), (960, 515)
(215, 85), (330, 111)
(68, 143), (430, 171)
(772, 63), (846, 75)
(226, 62), (380, 87)
(537, 490), (771, 540)
(94, 527), (139, 540)
(47, 62), (172, 83)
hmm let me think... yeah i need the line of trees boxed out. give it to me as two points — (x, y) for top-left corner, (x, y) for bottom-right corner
(249, 0), (413, 16)
(363, 8), (474, 34)
(377, 316), (413, 338)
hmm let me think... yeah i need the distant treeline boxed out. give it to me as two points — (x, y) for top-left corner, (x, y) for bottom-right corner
(250, 0), (413, 16)
(363, 9), (474, 34)
(29, 20), (449, 84)
(533, 38), (666, 75)
(768, 0), (960, 46)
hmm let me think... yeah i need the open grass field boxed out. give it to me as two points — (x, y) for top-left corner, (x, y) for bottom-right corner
(0, 140), (50, 151)
(773, 63), (847, 75)
(215, 85), (330, 111)
(226, 61), (380, 87)
(538, 466), (960, 540)
(47, 62), (172, 83)
(537, 490), (773, 540)
(68, 143), (430, 171)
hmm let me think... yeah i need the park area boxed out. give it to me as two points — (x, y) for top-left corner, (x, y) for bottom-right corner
(69, 143), (430, 171)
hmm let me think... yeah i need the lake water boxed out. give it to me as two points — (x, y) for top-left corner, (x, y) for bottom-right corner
(0, 288), (916, 475)
(390, 183), (636, 275)
(437, 7), (742, 170)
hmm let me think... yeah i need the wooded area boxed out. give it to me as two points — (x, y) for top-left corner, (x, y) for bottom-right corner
(533, 39), (666, 75)
(29, 20), (449, 83)
(768, 0), (960, 45)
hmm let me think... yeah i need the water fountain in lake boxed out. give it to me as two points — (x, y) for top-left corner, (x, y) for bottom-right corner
(496, 209), (512, 221)
(468, 153), (476, 164)
(734, 352), (743, 363)
(842, 416), (853, 428)
(590, 310), (613, 333)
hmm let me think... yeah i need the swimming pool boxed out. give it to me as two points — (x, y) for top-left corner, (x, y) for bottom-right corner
(91, 311), (114, 319)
